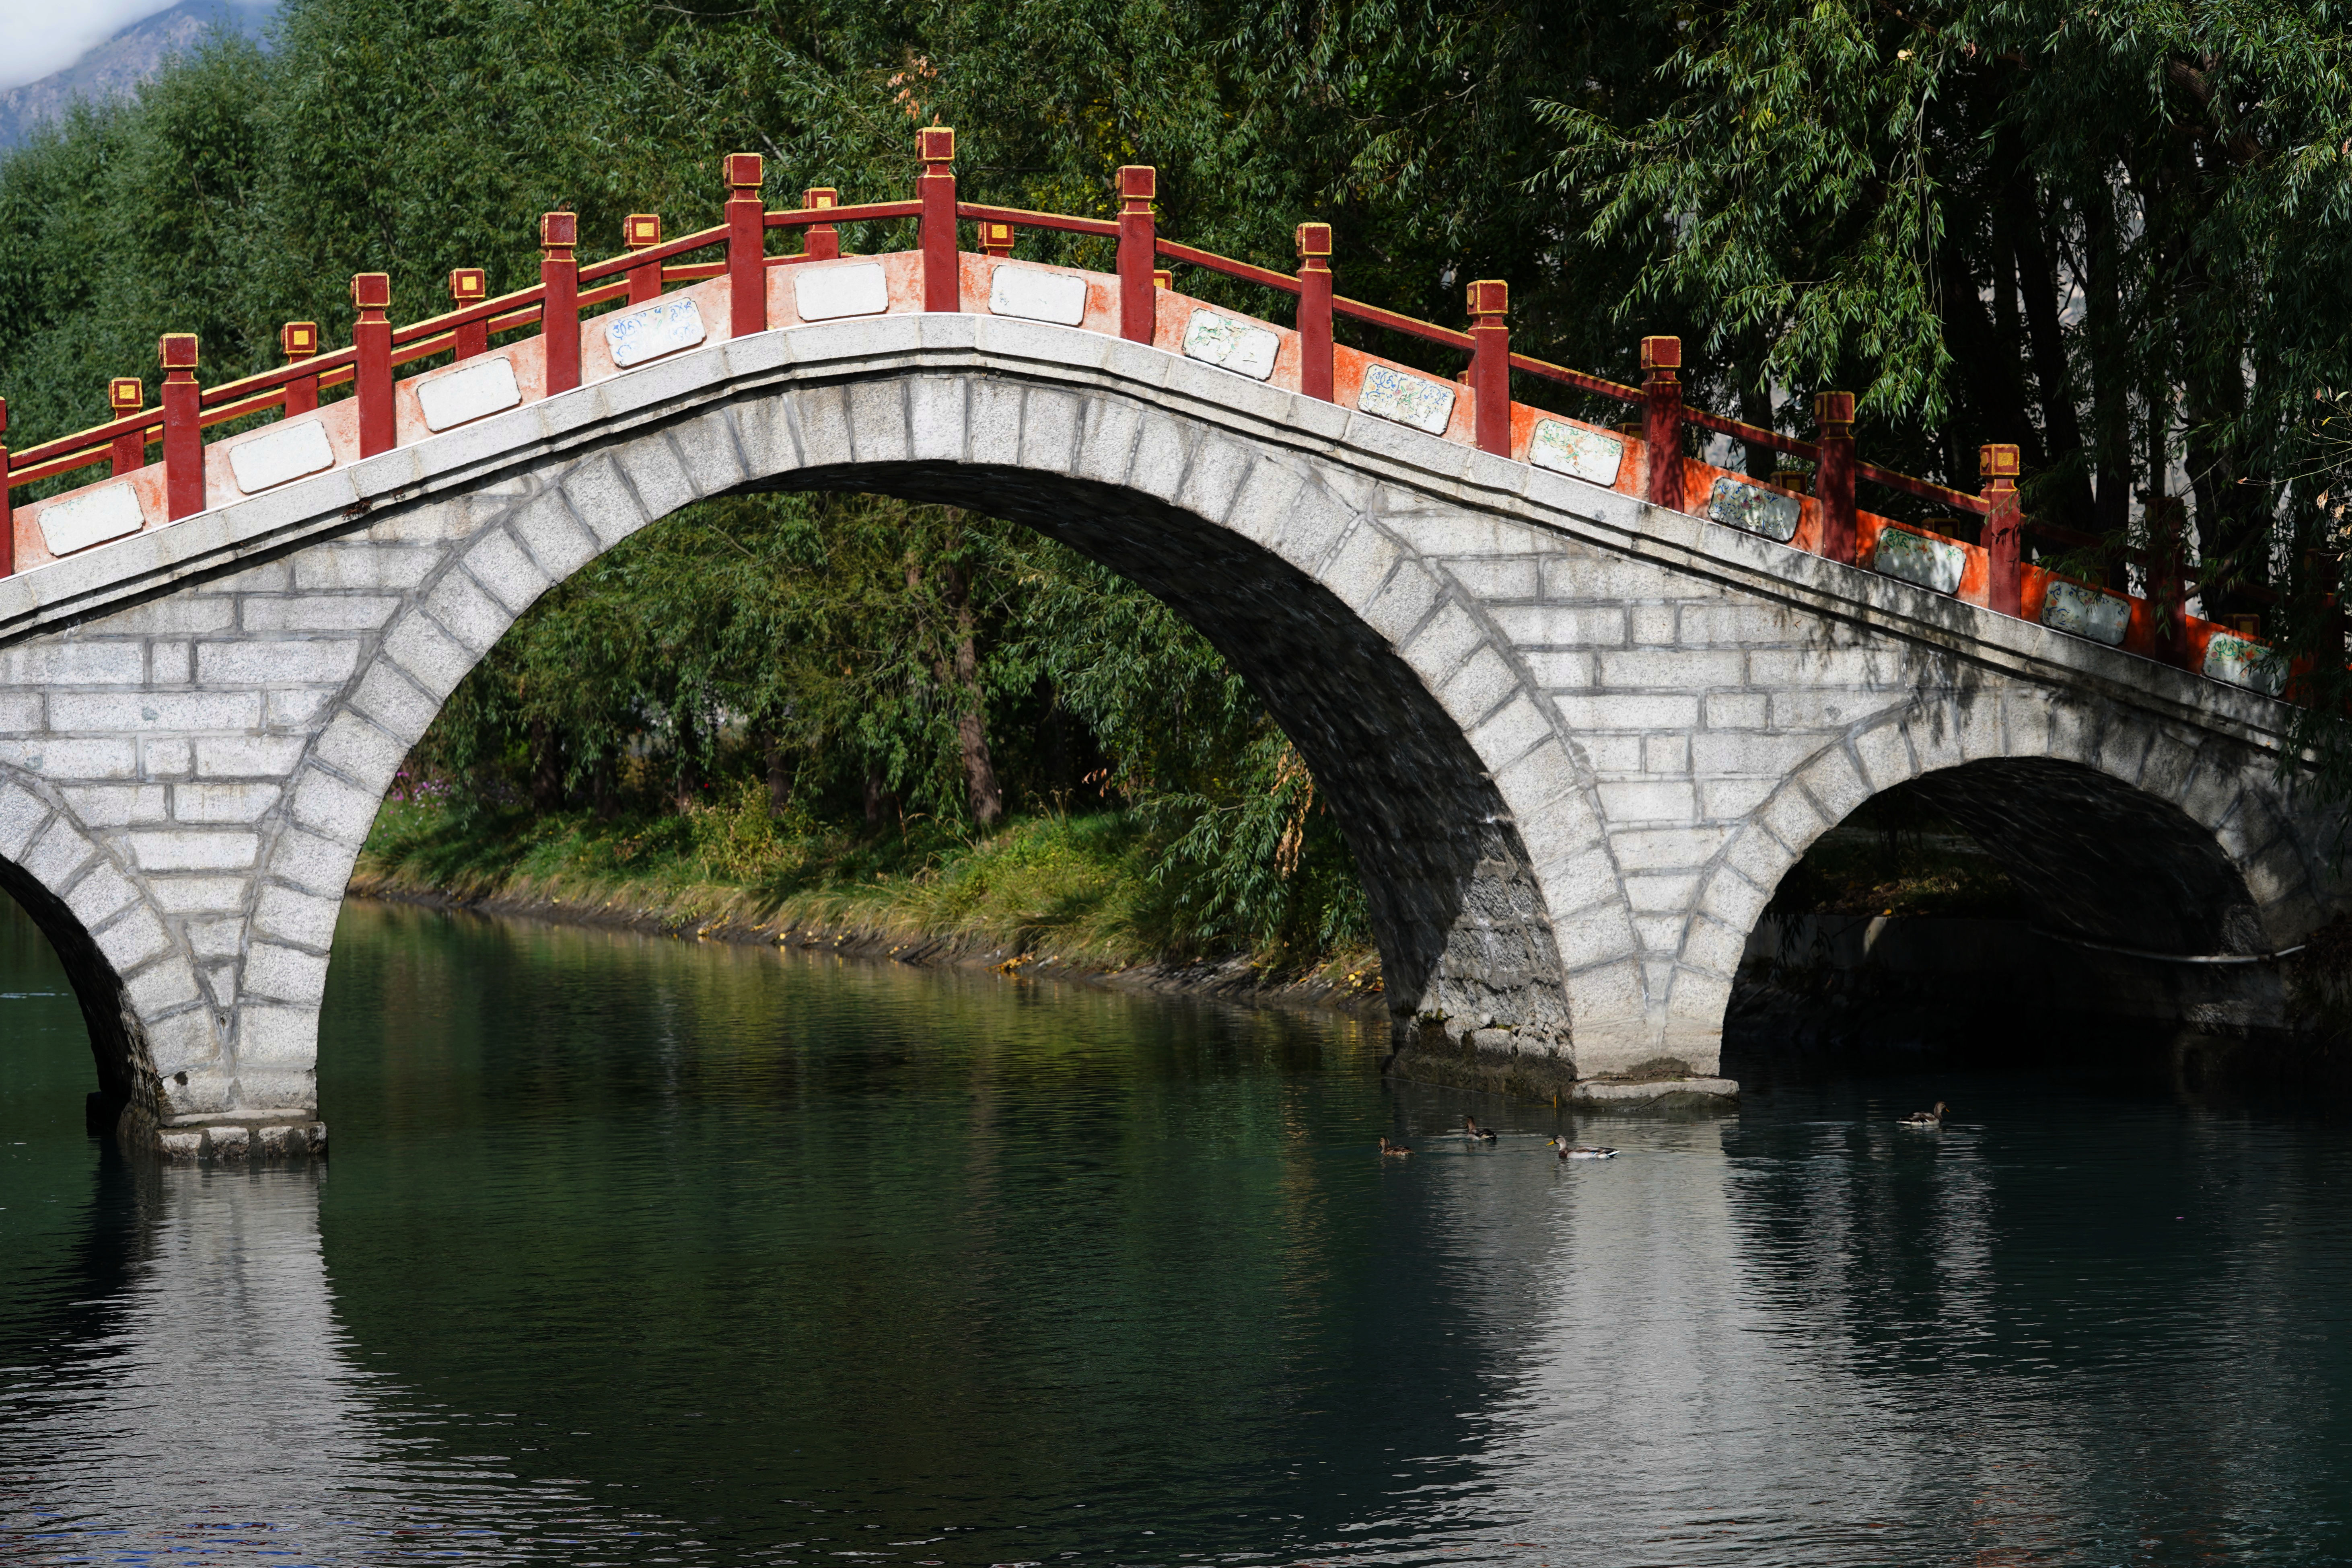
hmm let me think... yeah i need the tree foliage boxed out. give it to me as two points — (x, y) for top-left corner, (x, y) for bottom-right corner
(1542, 0), (2352, 598)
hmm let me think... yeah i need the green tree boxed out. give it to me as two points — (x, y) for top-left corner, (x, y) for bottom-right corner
(1539, 0), (2352, 617)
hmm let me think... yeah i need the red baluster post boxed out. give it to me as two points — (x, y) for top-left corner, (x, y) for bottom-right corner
(1814, 391), (1857, 563)
(159, 333), (203, 520)
(1116, 165), (1155, 343)
(1295, 223), (1333, 402)
(1981, 442), (2023, 615)
(803, 189), (839, 261)
(108, 378), (144, 475)
(917, 128), (959, 312)
(352, 273), (394, 456)
(1641, 336), (1684, 512)
(0, 398), (12, 579)
(1467, 280), (1511, 458)
(982, 220), (1014, 259)
(280, 322), (319, 415)
(540, 213), (580, 395)
(449, 269), (488, 359)
(724, 154), (765, 337)
(623, 216), (662, 306)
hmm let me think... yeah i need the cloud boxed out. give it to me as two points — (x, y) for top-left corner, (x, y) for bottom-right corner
(0, 0), (263, 92)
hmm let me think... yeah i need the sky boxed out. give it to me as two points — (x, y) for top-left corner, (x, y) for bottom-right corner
(0, 0), (270, 92)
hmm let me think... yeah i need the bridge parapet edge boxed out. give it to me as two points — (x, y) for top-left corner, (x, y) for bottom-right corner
(0, 315), (2315, 767)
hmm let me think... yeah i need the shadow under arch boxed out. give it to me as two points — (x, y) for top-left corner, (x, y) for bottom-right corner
(1901, 756), (2266, 956)
(1722, 747), (2294, 1069)
(710, 456), (1573, 1051)
(0, 855), (151, 1129)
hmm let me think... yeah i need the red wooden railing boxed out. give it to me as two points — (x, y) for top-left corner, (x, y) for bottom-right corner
(0, 128), (2295, 692)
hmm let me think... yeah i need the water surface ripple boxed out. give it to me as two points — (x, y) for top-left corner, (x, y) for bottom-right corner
(3, 898), (2350, 1564)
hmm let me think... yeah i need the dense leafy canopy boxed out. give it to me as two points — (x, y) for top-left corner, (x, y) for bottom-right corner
(1547, 0), (2352, 586)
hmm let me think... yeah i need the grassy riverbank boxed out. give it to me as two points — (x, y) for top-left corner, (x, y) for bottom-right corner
(355, 789), (1386, 1000)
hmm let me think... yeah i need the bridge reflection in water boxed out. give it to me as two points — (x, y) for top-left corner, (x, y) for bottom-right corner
(5, 895), (2352, 1565)
(0, 1160), (704, 1559)
(0, 900), (668, 1562)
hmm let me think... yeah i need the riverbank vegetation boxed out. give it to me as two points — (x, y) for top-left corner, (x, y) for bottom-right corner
(357, 793), (1381, 988)
(5, 0), (2352, 972)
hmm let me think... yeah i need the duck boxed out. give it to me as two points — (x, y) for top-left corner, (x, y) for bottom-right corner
(1899, 1101), (1949, 1130)
(1463, 1116), (1498, 1143)
(1547, 1134), (1617, 1161)
(1379, 1136), (1414, 1158)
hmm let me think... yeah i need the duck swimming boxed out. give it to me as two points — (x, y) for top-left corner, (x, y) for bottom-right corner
(1463, 1116), (1498, 1143)
(1379, 1136), (1414, 1158)
(1899, 1101), (1949, 1129)
(1547, 1134), (1617, 1161)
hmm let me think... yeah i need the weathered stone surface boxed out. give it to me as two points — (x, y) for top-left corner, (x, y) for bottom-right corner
(1356, 364), (1455, 434)
(606, 296), (707, 368)
(989, 264), (1088, 327)
(1529, 420), (1623, 487)
(0, 310), (2335, 1158)
(794, 263), (888, 321)
(1873, 526), (1967, 596)
(415, 357), (522, 433)
(35, 482), (147, 556)
(2205, 629), (2287, 697)
(2043, 579), (2132, 646)
(1182, 311), (1279, 382)
(227, 419), (337, 495)
(1700, 478), (1795, 545)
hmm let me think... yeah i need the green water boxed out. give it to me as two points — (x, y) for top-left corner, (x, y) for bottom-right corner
(6, 894), (2352, 1564)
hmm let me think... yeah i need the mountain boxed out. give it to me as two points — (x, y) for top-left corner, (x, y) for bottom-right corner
(0, 1), (276, 149)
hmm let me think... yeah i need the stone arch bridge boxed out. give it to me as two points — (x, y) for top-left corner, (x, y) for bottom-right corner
(0, 171), (2338, 1156)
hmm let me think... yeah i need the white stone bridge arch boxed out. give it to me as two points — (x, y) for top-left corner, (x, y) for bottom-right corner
(0, 305), (2340, 1155)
